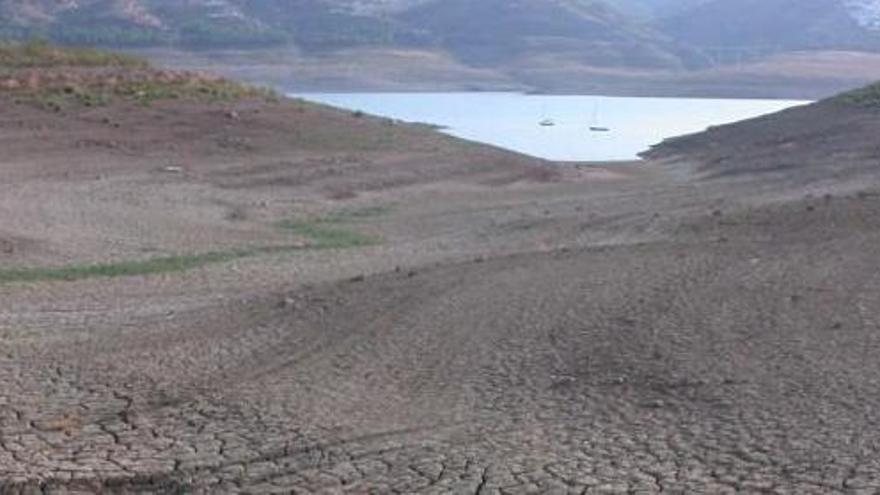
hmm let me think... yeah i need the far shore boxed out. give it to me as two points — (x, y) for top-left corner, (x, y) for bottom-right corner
(131, 47), (880, 101)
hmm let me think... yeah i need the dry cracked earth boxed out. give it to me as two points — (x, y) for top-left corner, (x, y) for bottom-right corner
(3, 93), (880, 494)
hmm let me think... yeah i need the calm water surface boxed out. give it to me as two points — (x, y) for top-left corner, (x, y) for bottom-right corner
(295, 92), (808, 162)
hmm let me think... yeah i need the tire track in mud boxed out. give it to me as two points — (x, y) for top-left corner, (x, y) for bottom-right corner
(7, 196), (880, 492)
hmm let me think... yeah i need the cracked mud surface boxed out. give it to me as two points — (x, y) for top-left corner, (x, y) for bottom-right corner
(3, 95), (880, 493)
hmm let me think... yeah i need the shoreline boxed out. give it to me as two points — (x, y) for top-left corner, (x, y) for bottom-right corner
(291, 87), (816, 102)
(291, 92), (809, 163)
(132, 47), (880, 102)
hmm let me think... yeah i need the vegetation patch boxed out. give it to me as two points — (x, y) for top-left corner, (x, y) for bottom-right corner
(27, 87), (109, 112)
(277, 220), (376, 249)
(115, 79), (278, 105)
(0, 208), (383, 284)
(831, 82), (880, 108)
(1, 42), (279, 109)
(14, 79), (278, 112)
(0, 245), (307, 285)
(322, 206), (393, 224)
(1, 18), (290, 50)
(0, 40), (147, 69)
(277, 206), (388, 248)
(0, 251), (249, 284)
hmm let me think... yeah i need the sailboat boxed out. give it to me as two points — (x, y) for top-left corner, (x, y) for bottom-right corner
(539, 103), (556, 127)
(589, 101), (610, 132)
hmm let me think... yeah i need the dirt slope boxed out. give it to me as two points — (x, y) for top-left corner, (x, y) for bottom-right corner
(644, 88), (880, 188)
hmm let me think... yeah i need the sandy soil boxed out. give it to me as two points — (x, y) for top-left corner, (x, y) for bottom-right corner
(2, 88), (880, 494)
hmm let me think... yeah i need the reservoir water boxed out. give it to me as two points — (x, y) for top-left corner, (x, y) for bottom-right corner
(294, 92), (809, 162)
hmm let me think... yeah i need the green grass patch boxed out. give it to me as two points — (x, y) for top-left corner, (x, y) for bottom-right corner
(0, 245), (310, 285)
(277, 220), (376, 249)
(321, 206), (393, 224)
(832, 82), (880, 108)
(0, 209), (382, 285)
(0, 251), (241, 284)
(276, 206), (388, 248)
(0, 40), (148, 69)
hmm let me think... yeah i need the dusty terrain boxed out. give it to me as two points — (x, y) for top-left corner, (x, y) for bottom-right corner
(3, 62), (880, 494)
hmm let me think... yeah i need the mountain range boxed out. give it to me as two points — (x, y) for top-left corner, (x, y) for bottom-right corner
(664, 0), (880, 55)
(3, 0), (880, 94)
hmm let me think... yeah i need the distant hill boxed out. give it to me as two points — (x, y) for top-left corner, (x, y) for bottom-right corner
(4, 0), (880, 96)
(0, 0), (689, 69)
(662, 0), (880, 60)
(398, 0), (685, 68)
(0, 0), (375, 48)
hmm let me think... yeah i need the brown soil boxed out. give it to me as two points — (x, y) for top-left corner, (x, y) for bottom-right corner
(3, 82), (880, 494)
